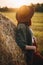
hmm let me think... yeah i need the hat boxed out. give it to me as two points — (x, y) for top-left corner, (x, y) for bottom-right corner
(16, 5), (34, 22)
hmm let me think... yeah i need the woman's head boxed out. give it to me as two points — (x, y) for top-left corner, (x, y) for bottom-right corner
(16, 5), (35, 25)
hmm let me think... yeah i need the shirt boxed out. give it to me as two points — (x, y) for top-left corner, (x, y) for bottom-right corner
(15, 23), (34, 63)
(16, 23), (32, 51)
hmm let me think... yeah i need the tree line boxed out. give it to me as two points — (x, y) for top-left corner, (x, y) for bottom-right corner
(0, 3), (43, 12)
(31, 3), (43, 12)
(0, 7), (17, 12)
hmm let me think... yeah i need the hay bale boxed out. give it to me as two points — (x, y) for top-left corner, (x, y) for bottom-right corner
(0, 14), (26, 65)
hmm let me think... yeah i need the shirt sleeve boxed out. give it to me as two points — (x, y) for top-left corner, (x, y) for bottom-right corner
(16, 24), (27, 50)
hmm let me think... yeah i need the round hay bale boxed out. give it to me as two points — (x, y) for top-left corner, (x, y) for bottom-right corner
(0, 14), (26, 65)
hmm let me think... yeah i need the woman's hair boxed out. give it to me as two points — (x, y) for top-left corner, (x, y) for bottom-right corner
(16, 5), (35, 23)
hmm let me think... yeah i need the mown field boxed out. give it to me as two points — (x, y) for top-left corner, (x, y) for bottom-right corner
(0, 12), (43, 54)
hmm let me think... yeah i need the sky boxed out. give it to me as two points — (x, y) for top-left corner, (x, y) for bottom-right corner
(0, 0), (43, 8)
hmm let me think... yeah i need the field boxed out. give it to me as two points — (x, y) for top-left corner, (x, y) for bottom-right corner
(0, 12), (43, 54)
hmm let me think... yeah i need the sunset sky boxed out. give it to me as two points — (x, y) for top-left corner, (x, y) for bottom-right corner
(0, 0), (43, 8)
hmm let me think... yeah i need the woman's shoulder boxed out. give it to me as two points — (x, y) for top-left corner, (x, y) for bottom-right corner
(29, 28), (33, 33)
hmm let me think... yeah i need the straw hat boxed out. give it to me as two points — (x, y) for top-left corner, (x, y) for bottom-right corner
(16, 5), (34, 22)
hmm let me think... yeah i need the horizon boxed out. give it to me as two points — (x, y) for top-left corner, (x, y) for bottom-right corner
(0, 0), (43, 8)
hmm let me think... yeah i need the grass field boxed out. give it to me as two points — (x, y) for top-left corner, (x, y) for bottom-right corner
(0, 12), (43, 54)
(31, 13), (43, 54)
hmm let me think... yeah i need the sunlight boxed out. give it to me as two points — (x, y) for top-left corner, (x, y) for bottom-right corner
(8, 0), (32, 8)
(9, 0), (43, 8)
(14, 0), (30, 8)
(0, 0), (43, 8)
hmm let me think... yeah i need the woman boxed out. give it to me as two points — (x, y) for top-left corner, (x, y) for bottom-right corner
(16, 5), (36, 65)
